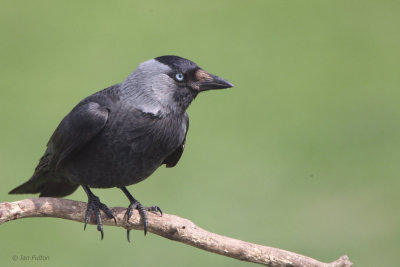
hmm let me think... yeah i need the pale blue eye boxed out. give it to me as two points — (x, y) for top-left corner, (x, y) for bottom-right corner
(175, 73), (184, 81)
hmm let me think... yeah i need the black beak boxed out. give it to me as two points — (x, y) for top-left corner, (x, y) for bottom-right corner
(198, 73), (234, 91)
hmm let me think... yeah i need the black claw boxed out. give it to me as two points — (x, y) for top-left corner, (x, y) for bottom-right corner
(157, 207), (163, 216)
(125, 202), (137, 242)
(99, 203), (117, 224)
(136, 204), (148, 235)
(127, 229), (131, 242)
(82, 186), (115, 240)
(124, 200), (151, 237)
(120, 187), (161, 240)
(84, 218), (89, 230)
(96, 210), (103, 240)
(98, 225), (104, 240)
(146, 205), (163, 216)
(84, 204), (91, 230)
(126, 202), (137, 222)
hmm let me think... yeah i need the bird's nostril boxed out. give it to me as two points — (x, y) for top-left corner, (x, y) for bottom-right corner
(195, 69), (212, 82)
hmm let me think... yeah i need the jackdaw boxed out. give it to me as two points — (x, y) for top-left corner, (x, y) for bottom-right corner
(9, 55), (233, 241)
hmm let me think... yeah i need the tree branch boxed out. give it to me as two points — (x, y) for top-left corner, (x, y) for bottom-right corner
(0, 198), (351, 267)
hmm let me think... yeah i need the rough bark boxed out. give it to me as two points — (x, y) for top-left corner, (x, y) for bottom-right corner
(0, 198), (352, 267)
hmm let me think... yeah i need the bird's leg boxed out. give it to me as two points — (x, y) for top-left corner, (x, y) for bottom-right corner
(120, 187), (162, 242)
(82, 185), (116, 240)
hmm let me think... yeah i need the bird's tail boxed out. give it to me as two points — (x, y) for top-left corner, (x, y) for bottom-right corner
(9, 174), (78, 198)
(9, 151), (79, 198)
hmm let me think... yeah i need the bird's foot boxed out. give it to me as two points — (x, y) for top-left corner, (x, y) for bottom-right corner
(84, 194), (117, 240)
(125, 200), (162, 242)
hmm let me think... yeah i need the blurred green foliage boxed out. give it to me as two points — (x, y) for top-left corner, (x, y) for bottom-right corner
(1, 1), (399, 266)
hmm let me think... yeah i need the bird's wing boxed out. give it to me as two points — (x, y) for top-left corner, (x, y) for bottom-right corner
(48, 101), (110, 168)
(163, 113), (189, 168)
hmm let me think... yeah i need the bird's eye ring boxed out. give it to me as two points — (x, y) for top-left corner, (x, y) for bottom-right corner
(175, 73), (184, 81)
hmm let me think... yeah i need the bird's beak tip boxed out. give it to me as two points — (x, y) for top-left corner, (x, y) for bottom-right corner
(226, 81), (234, 88)
(198, 73), (234, 91)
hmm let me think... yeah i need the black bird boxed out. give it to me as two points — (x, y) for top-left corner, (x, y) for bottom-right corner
(9, 55), (233, 241)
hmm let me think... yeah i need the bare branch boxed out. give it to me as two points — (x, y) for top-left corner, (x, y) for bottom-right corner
(0, 198), (352, 267)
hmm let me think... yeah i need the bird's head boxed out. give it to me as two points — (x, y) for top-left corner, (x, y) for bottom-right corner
(122, 55), (233, 115)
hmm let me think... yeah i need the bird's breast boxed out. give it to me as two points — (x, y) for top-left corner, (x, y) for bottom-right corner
(62, 109), (187, 187)
(111, 114), (185, 178)
(107, 110), (186, 152)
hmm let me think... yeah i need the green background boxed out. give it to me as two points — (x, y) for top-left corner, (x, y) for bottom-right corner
(1, 1), (399, 266)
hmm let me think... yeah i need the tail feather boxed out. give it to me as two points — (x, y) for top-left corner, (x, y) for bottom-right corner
(9, 175), (78, 198)
(9, 176), (45, 195)
(39, 182), (79, 197)
(9, 151), (78, 198)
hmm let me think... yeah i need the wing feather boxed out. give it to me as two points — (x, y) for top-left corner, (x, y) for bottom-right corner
(48, 101), (109, 168)
(163, 113), (189, 168)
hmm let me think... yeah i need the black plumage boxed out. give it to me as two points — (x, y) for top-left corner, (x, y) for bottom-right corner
(9, 55), (233, 240)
